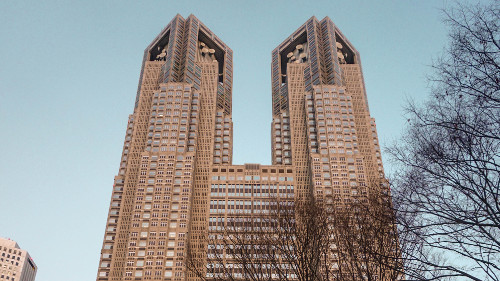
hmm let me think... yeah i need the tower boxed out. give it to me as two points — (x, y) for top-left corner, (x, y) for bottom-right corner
(96, 15), (387, 281)
(270, 16), (385, 201)
(96, 14), (233, 280)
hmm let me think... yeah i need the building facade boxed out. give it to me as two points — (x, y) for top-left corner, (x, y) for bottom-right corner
(96, 14), (386, 281)
(0, 238), (37, 281)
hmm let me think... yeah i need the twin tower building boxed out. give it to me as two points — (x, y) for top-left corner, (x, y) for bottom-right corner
(96, 14), (386, 280)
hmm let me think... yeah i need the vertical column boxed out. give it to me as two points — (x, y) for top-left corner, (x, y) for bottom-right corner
(287, 63), (312, 199)
(187, 61), (219, 280)
(341, 65), (384, 190)
(161, 17), (185, 83)
(222, 49), (233, 115)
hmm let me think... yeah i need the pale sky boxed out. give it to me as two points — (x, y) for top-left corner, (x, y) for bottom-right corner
(0, 0), (460, 280)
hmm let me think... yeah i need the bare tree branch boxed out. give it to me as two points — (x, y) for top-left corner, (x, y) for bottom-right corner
(389, 2), (500, 280)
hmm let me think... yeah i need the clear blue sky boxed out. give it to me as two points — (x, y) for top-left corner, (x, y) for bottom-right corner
(0, 0), (462, 280)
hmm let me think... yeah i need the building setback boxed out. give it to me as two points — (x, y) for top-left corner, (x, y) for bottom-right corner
(0, 238), (37, 281)
(96, 14), (387, 281)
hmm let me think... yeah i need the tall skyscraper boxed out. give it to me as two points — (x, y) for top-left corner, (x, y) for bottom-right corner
(96, 14), (386, 281)
(0, 237), (37, 281)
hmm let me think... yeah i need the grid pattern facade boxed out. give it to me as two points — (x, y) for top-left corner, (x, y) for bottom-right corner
(206, 164), (295, 279)
(270, 16), (385, 193)
(0, 238), (37, 281)
(96, 14), (388, 281)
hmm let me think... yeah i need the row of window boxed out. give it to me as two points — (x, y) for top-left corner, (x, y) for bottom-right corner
(211, 176), (293, 181)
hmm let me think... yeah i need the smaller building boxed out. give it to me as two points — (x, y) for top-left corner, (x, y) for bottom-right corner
(0, 237), (37, 281)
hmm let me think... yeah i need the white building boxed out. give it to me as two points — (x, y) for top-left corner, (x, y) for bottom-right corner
(0, 238), (37, 281)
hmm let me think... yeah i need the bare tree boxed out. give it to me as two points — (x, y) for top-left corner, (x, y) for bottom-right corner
(186, 193), (407, 281)
(388, 2), (500, 280)
(186, 199), (332, 281)
(329, 192), (404, 281)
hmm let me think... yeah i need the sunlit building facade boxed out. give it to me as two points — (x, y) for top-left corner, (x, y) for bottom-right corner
(0, 237), (37, 281)
(96, 14), (386, 281)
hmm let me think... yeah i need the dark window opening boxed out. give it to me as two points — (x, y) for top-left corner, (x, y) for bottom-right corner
(149, 30), (170, 61)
